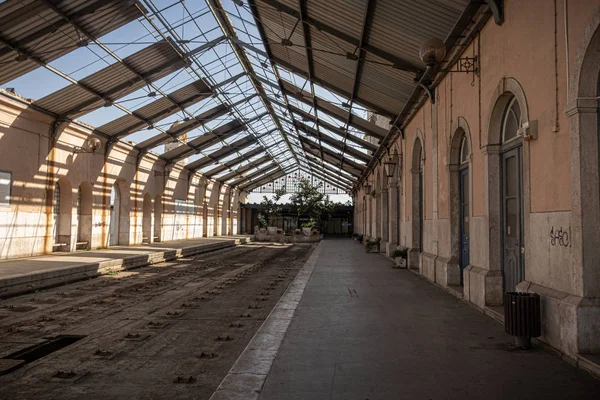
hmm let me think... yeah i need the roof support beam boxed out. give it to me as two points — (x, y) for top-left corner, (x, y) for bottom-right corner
(272, 78), (387, 139)
(298, 0), (323, 162)
(290, 111), (376, 151)
(297, 167), (352, 192)
(187, 136), (258, 172)
(340, 0), (376, 171)
(305, 155), (355, 186)
(218, 155), (273, 183)
(300, 136), (365, 174)
(254, 0), (422, 74)
(242, 169), (287, 192)
(202, 147), (266, 178)
(234, 162), (281, 188)
(207, 0), (300, 166)
(294, 121), (370, 163)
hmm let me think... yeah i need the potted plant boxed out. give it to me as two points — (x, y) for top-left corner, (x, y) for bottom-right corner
(391, 247), (408, 268)
(365, 237), (381, 253)
(370, 189), (376, 197)
(301, 219), (315, 236)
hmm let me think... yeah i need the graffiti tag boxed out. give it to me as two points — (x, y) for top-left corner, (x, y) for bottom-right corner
(550, 226), (571, 247)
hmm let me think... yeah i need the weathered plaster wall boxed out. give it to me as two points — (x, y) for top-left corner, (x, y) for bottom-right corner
(0, 93), (242, 260)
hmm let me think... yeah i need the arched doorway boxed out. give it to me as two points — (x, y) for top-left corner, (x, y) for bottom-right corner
(77, 182), (93, 250)
(109, 185), (120, 246)
(52, 178), (72, 252)
(500, 97), (524, 293)
(449, 123), (472, 286)
(410, 137), (424, 269)
(142, 193), (152, 244)
(109, 180), (130, 246)
(154, 194), (162, 242)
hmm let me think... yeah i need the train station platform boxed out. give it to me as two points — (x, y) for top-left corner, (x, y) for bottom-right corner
(213, 238), (600, 400)
(0, 236), (252, 298)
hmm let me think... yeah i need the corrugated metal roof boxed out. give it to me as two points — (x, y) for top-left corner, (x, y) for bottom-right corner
(162, 119), (244, 162)
(0, 0), (143, 85)
(232, 161), (280, 188)
(203, 147), (268, 178)
(218, 155), (272, 183)
(95, 80), (211, 139)
(252, 0), (470, 117)
(136, 103), (230, 151)
(33, 39), (186, 118)
(187, 135), (257, 172)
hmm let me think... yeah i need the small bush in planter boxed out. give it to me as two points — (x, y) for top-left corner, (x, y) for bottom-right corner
(391, 247), (408, 268)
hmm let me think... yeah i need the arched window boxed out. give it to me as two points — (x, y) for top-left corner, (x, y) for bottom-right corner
(502, 97), (521, 143)
(459, 135), (469, 165)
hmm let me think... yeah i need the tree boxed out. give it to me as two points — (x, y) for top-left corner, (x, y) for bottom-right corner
(290, 178), (337, 228)
(258, 187), (286, 227)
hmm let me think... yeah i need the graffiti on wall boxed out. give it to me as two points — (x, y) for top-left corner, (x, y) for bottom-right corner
(550, 226), (571, 247)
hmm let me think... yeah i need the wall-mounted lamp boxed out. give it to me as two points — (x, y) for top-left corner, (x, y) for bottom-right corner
(363, 181), (372, 194)
(73, 137), (101, 154)
(419, 38), (478, 75)
(383, 156), (396, 178)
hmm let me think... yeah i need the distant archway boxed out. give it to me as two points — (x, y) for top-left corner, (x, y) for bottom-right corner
(154, 194), (162, 242)
(76, 181), (93, 249)
(410, 135), (424, 270)
(108, 179), (130, 246)
(142, 193), (152, 244)
(449, 118), (472, 286)
(52, 177), (72, 252)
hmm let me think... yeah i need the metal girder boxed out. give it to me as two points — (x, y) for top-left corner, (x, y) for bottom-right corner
(218, 155), (273, 183)
(305, 155), (355, 186)
(304, 146), (363, 178)
(202, 147), (266, 178)
(39, 0), (210, 122)
(298, 0), (323, 162)
(242, 169), (287, 192)
(254, 0), (422, 74)
(163, 119), (246, 162)
(277, 79), (387, 139)
(136, 94), (257, 152)
(287, 104), (377, 152)
(294, 120), (370, 163)
(268, 54), (395, 118)
(300, 163), (353, 191)
(0, 0), (108, 60)
(187, 135), (258, 172)
(355, 0), (487, 190)
(207, 0), (300, 166)
(340, 0), (376, 171)
(300, 136), (365, 176)
(234, 162), (280, 188)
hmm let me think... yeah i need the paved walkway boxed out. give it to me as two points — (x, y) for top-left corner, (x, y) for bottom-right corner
(251, 239), (600, 399)
(0, 236), (251, 297)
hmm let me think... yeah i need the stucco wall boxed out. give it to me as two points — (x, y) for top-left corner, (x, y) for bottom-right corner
(0, 94), (242, 260)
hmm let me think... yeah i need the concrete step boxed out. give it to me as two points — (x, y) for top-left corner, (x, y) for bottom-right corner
(0, 237), (252, 298)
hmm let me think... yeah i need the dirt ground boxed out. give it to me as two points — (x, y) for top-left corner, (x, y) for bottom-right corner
(0, 242), (316, 400)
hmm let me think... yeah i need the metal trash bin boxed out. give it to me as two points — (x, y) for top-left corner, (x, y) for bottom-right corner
(504, 292), (541, 349)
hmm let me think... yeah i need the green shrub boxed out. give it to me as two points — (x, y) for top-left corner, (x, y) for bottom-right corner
(391, 247), (408, 259)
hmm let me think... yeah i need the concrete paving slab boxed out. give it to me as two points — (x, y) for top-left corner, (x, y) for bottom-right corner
(258, 238), (600, 400)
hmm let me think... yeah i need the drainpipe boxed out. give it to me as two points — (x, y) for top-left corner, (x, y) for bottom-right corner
(564, 0), (570, 102)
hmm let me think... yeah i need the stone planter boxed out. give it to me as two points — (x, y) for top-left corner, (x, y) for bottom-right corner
(267, 226), (278, 235)
(302, 227), (311, 236)
(394, 257), (407, 269)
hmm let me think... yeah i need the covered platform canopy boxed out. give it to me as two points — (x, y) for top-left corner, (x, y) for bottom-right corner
(0, 0), (501, 194)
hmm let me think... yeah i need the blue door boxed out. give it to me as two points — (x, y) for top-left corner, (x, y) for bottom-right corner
(459, 167), (469, 284)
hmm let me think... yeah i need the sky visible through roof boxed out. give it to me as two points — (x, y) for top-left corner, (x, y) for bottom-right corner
(0, 0), (364, 203)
